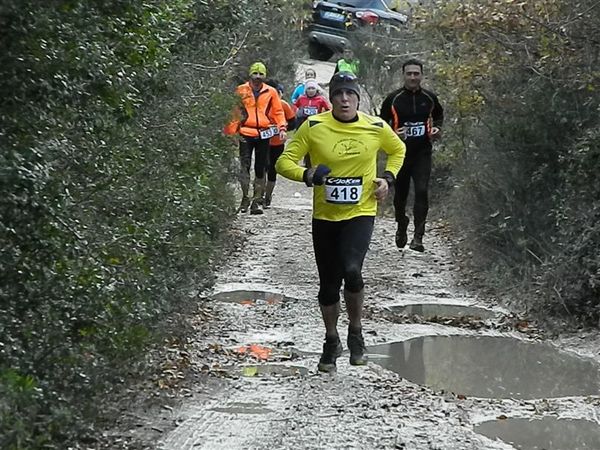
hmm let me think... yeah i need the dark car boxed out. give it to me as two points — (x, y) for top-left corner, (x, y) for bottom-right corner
(306, 0), (410, 61)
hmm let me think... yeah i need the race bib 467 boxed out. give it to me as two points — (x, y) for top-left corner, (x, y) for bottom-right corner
(404, 121), (426, 138)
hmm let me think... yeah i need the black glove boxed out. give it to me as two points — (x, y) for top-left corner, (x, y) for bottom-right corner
(303, 164), (331, 187)
(382, 170), (395, 188)
(313, 164), (331, 185)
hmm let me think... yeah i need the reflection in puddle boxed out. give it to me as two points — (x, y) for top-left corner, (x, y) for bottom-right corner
(388, 303), (500, 320)
(369, 336), (600, 399)
(238, 364), (308, 377)
(210, 402), (275, 415)
(211, 290), (286, 305)
(475, 416), (600, 450)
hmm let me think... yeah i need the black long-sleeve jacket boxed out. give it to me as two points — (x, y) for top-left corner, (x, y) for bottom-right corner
(379, 87), (444, 153)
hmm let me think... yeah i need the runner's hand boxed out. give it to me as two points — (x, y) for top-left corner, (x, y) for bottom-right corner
(430, 127), (441, 141)
(396, 126), (406, 140)
(303, 164), (331, 187)
(313, 164), (331, 185)
(373, 178), (388, 201)
(279, 130), (287, 141)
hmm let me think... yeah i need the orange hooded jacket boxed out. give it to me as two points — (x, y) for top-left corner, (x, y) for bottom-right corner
(270, 100), (296, 147)
(224, 82), (287, 139)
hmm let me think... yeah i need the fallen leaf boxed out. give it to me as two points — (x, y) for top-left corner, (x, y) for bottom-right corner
(242, 366), (258, 377)
(235, 344), (273, 360)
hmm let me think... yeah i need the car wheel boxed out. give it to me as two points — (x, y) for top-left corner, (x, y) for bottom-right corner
(308, 41), (334, 61)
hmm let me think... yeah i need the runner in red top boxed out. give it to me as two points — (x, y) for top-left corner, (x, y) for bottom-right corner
(294, 79), (330, 168)
(294, 80), (330, 127)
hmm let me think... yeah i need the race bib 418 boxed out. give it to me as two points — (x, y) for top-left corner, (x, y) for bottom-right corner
(324, 177), (363, 204)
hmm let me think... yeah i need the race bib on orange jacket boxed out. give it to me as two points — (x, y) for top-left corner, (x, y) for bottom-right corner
(224, 82), (286, 139)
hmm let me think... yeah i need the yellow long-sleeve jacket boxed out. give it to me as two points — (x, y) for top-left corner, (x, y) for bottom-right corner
(276, 111), (405, 221)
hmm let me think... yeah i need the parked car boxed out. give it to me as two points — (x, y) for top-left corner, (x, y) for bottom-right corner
(306, 0), (410, 61)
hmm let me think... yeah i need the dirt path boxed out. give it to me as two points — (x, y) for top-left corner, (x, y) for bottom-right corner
(140, 175), (600, 450)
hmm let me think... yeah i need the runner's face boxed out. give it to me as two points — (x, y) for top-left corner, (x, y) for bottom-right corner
(306, 86), (317, 97)
(305, 70), (316, 79)
(250, 72), (265, 87)
(403, 64), (422, 91)
(331, 89), (358, 120)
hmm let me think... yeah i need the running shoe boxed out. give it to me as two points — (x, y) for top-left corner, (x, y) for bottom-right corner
(347, 328), (367, 366)
(239, 196), (250, 213)
(395, 224), (408, 248)
(409, 236), (424, 252)
(250, 200), (263, 215)
(317, 336), (343, 373)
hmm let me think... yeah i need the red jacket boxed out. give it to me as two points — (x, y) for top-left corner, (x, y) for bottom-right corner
(224, 82), (286, 139)
(293, 94), (330, 119)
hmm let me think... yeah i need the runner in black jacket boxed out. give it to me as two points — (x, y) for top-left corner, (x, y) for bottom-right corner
(380, 59), (444, 252)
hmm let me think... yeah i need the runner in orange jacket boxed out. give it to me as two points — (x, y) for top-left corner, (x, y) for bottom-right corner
(224, 62), (287, 214)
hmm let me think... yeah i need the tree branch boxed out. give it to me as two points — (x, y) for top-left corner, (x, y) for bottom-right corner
(184, 31), (250, 70)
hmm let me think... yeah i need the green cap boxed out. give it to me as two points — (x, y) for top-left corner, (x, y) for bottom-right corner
(249, 62), (267, 76)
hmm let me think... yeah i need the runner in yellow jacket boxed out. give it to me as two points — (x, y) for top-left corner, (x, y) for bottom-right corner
(276, 72), (405, 373)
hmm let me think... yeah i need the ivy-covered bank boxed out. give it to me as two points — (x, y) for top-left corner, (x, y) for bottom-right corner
(0, 1), (304, 447)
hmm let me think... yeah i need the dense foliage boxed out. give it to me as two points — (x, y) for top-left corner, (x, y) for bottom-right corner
(0, 0), (304, 447)
(414, 0), (600, 322)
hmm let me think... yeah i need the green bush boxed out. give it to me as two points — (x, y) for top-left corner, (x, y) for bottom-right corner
(539, 129), (600, 321)
(413, 0), (600, 323)
(0, 0), (305, 447)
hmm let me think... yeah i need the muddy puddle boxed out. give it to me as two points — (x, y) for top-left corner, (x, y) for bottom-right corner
(235, 364), (308, 378)
(210, 402), (275, 415)
(369, 336), (600, 399)
(387, 303), (500, 320)
(475, 416), (600, 449)
(211, 290), (288, 305)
